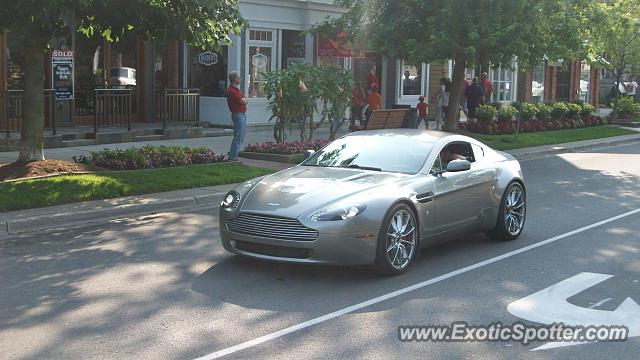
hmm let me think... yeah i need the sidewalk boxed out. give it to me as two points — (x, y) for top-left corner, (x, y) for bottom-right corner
(2, 128), (640, 236)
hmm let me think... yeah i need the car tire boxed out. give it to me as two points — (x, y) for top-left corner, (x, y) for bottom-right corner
(374, 203), (419, 276)
(488, 181), (526, 241)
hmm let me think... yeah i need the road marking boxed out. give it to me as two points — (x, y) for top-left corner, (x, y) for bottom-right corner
(194, 207), (640, 360)
(588, 297), (613, 309)
(507, 273), (640, 351)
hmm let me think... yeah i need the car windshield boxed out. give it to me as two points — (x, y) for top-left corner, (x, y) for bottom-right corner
(110, 68), (130, 78)
(302, 135), (434, 174)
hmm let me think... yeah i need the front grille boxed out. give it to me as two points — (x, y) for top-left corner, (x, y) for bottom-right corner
(234, 240), (312, 259)
(227, 213), (319, 241)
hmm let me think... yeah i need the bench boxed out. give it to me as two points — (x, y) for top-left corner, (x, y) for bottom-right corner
(351, 108), (411, 131)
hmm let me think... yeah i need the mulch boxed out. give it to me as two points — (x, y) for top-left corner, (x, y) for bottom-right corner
(0, 160), (101, 181)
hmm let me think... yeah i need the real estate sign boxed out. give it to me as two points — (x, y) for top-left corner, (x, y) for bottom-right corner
(52, 50), (74, 100)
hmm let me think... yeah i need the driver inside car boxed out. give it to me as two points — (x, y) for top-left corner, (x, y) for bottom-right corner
(440, 145), (466, 167)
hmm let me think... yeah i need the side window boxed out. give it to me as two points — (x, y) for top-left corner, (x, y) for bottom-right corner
(430, 152), (444, 174)
(471, 144), (484, 162)
(447, 142), (475, 163)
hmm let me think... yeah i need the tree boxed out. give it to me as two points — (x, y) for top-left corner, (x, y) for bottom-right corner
(586, 0), (640, 121)
(317, 0), (588, 130)
(0, 0), (244, 162)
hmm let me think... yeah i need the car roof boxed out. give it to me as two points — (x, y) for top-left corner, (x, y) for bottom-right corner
(344, 129), (459, 142)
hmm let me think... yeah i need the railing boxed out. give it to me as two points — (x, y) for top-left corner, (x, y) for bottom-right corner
(0, 89), (56, 137)
(156, 88), (200, 129)
(74, 88), (95, 116)
(94, 88), (132, 134)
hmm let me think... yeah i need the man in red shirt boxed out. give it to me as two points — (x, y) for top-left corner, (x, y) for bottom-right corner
(481, 72), (494, 102)
(367, 65), (379, 93)
(350, 83), (365, 129)
(364, 86), (382, 129)
(227, 71), (248, 161)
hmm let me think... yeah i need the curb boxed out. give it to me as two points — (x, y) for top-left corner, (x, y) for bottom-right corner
(1, 192), (224, 236)
(506, 135), (640, 160)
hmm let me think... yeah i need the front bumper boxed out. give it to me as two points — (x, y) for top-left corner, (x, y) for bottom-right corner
(219, 209), (380, 265)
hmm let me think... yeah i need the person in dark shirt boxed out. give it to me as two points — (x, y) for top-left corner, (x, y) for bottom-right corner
(464, 77), (485, 119)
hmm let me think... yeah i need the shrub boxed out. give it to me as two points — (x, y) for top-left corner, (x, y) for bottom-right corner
(580, 103), (596, 117)
(497, 105), (518, 122)
(565, 103), (583, 119)
(550, 102), (569, 118)
(519, 103), (538, 122)
(74, 146), (225, 170)
(244, 139), (330, 155)
(536, 104), (551, 119)
(615, 97), (640, 117)
(475, 104), (497, 122)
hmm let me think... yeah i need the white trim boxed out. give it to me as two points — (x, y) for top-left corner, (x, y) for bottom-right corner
(396, 60), (427, 105)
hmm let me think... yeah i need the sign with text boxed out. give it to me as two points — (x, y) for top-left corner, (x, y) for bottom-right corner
(198, 51), (218, 66)
(52, 50), (74, 100)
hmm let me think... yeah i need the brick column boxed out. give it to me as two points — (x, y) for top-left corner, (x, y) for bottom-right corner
(166, 40), (180, 88)
(545, 66), (557, 101)
(0, 32), (6, 90)
(568, 60), (581, 102)
(518, 70), (533, 103)
(136, 36), (145, 122)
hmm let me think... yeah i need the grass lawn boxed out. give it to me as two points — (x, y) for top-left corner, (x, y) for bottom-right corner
(471, 126), (637, 151)
(0, 163), (275, 212)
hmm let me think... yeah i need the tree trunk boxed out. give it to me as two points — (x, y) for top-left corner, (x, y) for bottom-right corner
(613, 71), (622, 123)
(18, 35), (46, 162)
(444, 54), (467, 131)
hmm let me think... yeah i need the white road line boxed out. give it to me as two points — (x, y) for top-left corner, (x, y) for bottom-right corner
(194, 207), (640, 360)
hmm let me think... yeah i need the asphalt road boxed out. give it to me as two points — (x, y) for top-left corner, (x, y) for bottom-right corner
(1, 142), (639, 360)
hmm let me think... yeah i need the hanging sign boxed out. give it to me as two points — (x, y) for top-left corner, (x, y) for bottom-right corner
(52, 50), (74, 100)
(198, 51), (218, 66)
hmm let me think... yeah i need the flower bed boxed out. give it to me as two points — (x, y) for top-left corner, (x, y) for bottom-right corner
(74, 145), (226, 170)
(465, 102), (606, 135)
(243, 139), (330, 155)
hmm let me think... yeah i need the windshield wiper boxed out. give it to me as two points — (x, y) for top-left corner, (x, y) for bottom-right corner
(344, 164), (382, 172)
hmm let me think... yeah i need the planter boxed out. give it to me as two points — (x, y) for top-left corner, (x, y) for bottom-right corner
(239, 151), (305, 163)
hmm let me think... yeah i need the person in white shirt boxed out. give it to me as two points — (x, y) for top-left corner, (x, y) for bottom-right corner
(627, 78), (638, 99)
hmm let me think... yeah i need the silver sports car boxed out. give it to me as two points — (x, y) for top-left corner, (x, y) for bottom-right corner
(220, 129), (526, 275)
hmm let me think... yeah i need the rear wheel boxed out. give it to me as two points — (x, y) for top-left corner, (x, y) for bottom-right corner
(489, 182), (526, 241)
(374, 204), (418, 275)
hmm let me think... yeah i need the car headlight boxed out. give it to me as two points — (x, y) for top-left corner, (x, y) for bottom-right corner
(311, 204), (367, 221)
(221, 191), (241, 210)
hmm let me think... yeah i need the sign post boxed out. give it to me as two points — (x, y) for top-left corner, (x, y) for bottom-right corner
(52, 50), (74, 101)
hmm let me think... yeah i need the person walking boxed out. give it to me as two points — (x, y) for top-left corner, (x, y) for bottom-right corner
(364, 86), (382, 129)
(350, 83), (365, 130)
(464, 77), (485, 119)
(430, 77), (450, 130)
(227, 71), (248, 161)
(480, 72), (494, 102)
(416, 96), (428, 129)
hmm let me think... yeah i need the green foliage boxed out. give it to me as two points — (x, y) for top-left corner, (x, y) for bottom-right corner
(536, 104), (552, 119)
(550, 102), (569, 118)
(565, 103), (583, 119)
(519, 103), (538, 121)
(264, 64), (352, 143)
(475, 105), (497, 122)
(78, 145), (225, 169)
(497, 106), (517, 122)
(615, 97), (640, 117)
(0, 163), (274, 212)
(580, 103), (596, 117)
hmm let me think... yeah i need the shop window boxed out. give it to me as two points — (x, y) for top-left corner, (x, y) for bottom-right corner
(532, 63), (545, 103)
(401, 61), (423, 96)
(247, 28), (275, 98)
(493, 65), (515, 102)
(282, 30), (305, 69)
(580, 61), (590, 103)
(188, 46), (228, 97)
(109, 35), (137, 88)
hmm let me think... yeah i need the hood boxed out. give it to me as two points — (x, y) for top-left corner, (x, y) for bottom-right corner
(240, 166), (404, 218)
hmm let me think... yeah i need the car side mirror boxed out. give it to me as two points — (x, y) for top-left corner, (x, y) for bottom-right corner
(446, 159), (471, 172)
(305, 149), (315, 159)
